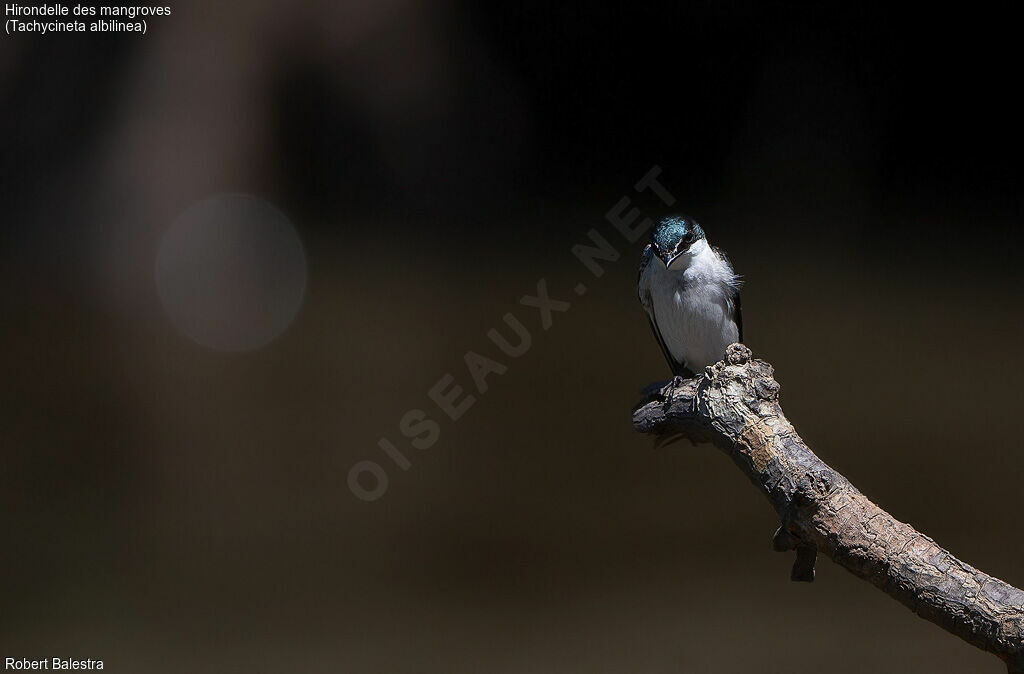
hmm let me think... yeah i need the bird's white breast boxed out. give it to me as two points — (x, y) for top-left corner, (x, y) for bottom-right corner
(647, 242), (739, 371)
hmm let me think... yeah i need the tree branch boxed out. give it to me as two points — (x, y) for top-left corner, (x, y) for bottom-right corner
(632, 344), (1024, 672)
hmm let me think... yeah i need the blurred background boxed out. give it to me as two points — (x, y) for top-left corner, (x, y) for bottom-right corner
(1, 3), (1022, 672)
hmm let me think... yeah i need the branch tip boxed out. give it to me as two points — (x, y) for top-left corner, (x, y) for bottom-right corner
(633, 349), (1024, 666)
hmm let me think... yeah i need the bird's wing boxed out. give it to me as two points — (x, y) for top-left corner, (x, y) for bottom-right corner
(734, 291), (743, 343)
(713, 244), (743, 344)
(638, 245), (688, 376)
(637, 244), (655, 307)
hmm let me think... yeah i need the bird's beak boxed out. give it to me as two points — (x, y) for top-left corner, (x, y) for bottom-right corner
(660, 251), (682, 269)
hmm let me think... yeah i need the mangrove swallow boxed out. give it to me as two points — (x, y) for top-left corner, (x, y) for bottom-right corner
(637, 215), (743, 377)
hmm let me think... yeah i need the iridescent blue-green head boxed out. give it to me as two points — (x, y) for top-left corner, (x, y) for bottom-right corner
(651, 215), (705, 267)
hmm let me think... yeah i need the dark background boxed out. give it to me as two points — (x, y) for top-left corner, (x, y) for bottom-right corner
(1, 3), (1021, 672)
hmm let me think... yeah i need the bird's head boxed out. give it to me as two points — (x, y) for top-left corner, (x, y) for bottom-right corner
(651, 215), (706, 269)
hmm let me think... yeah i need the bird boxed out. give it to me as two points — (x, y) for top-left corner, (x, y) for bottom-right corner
(637, 215), (742, 378)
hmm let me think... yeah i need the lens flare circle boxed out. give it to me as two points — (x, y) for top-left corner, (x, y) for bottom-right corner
(156, 194), (307, 352)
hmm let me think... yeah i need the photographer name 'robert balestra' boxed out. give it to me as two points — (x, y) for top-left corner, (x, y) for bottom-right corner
(4, 658), (104, 670)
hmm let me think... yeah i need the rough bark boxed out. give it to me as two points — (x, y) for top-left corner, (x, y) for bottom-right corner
(632, 344), (1024, 672)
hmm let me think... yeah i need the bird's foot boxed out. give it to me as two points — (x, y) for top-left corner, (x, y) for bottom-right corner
(691, 379), (704, 416)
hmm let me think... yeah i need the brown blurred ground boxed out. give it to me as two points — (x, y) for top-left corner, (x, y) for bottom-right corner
(2, 220), (1021, 672)
(2, 3), (1022, 672)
